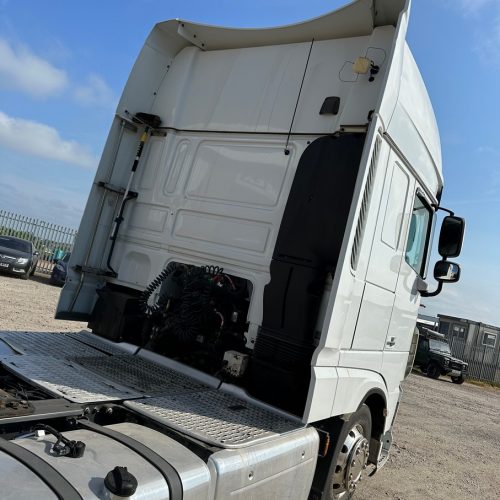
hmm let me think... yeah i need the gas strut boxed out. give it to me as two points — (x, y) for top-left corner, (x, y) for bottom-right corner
(106, 112), (162, 276)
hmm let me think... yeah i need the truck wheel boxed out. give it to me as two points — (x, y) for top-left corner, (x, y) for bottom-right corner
(326, 404), (372, 499)
(426, 364), (440, 379)
(451, 375), (465, 384)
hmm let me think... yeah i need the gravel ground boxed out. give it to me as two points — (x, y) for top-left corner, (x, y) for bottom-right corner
(357, 374), (500, 500)
(0, 272), (499, 498)
(0, 272), (87, 331)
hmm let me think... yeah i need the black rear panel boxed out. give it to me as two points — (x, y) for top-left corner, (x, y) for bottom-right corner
(250, 133), (366, 416)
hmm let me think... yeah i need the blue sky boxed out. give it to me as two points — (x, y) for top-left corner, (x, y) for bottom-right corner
(0, 0), (499, 325)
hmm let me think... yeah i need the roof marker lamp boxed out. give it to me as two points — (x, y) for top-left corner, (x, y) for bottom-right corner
(352, 57), (379, 81)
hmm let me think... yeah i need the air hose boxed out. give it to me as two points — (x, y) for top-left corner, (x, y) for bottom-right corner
(138, 262), (178, 316)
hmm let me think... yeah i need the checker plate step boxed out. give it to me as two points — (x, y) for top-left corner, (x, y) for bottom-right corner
(65, 331), (128, 356)
(73, 355), (208, 396)
(0, 331), (105, 358)
(1, 355), (142, 403)
(125, 391), (302, 448)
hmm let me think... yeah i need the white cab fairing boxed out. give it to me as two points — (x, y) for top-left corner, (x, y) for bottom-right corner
(58, 0), (442, 426)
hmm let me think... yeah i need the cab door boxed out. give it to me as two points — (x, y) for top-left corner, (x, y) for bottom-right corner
(351, 151), (413, 351)
(381, 187), (435, 401)
(384, 189), (435, 354)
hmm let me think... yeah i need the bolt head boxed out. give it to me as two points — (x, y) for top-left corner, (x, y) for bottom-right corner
(352, 460), (356, 466)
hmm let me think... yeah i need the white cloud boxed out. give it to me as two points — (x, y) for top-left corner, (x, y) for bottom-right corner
(481, 14), (500, 62)
(74, 73), (116, 108)
(0, 38), (68, 97)
(0, 111), (97, 169)
(0, 173), (87, 229)
(457, 0), (494, 15)
(477, 146), (497, 154)
(0, 38), (116, 107)
(423, 285), (500, 326)
(451, 0), (500, 63)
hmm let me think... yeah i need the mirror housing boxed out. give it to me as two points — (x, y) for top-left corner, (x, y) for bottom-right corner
(421, 260), (462, 297)
(433, 260), (460, 283)
(438, 216), (465, 258)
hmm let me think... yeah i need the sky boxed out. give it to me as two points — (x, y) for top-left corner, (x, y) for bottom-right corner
(0, 0), (499, 325)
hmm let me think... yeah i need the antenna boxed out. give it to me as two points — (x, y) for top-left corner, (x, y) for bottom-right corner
(284, 38), (314, 155)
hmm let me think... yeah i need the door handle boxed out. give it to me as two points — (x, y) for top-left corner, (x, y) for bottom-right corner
(386, 337), (396, 347)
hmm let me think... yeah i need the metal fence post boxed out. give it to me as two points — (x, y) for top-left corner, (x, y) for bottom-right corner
(0, 210), (77, 275)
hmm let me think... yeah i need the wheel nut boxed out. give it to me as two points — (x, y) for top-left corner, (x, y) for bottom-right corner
(349, 474), (353, 480)
(352, 460), (356, 466)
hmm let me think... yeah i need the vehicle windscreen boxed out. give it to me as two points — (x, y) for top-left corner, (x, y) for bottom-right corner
(429, 339), (452, 354)
(0, 237), (31, 253)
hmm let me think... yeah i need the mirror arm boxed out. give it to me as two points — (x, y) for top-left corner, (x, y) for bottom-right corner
(420, 281), (443, 298)
(431, 204), (455, 216)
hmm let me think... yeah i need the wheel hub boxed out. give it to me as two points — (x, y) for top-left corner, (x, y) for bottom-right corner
(332, 425), (370, 497)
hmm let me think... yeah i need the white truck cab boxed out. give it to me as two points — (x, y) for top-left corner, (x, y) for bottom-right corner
(0, 1), (465, 498)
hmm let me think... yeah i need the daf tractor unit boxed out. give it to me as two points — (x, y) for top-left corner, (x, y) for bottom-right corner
(0, 0), (465, 498)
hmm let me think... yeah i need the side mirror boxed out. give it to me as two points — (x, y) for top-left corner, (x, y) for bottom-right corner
(438, 216), (465, 258)
(434, 260), (460, 283)
(421, 259), (462, 297)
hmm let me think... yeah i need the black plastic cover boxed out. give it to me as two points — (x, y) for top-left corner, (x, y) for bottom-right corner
(319, 96), (340, 115)
(250, 133), (366, 415)
(89, 287), (143, 342)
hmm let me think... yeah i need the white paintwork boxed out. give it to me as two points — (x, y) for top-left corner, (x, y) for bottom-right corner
(303, 366), (339, 422)
(57, 0), (446, 456)
(330, 368), (387, 417)
(351, 282), (395, 351)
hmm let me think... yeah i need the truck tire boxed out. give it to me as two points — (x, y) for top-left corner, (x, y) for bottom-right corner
(451, 375), (465, 384)
(326, 404), (372, 499)
(426, 363), (440, 379)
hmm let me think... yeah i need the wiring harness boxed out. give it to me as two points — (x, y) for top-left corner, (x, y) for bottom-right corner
(139, 263), (249, 372)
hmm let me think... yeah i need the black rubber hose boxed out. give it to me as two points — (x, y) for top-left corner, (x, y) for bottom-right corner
(139, 262), (178, 316)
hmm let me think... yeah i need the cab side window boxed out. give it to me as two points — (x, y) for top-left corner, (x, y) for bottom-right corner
(405, 194), (433, 277)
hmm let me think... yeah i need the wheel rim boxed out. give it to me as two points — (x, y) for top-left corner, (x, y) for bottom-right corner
(332, 424), (370, 497)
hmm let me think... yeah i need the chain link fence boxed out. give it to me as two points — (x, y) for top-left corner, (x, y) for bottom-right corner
(0, 210), (77, 275)
(449, 337), (500, 384)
